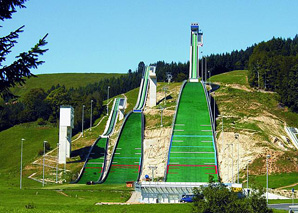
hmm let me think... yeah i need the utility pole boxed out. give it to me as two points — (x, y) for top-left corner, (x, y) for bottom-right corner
(90, 100), (93, 131)
(43, 141), (47, 187)
(20, 138), (25, 189)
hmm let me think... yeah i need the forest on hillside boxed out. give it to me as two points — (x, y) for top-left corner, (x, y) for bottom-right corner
(248, 35), (298, 111)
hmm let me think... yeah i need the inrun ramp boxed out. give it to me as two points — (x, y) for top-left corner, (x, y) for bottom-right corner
(134, 66), (150, 112)
(103, 112), (143, 184)
(75, 98), (122, 184)
(166, 82), (218, 182)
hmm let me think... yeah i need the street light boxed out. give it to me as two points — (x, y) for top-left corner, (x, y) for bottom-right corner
(162, 86), (168, 105)
(43, 140), (47, 187)
(107, 86), (110, 115)
(160, 106), (164, 127)
(235, 133), (240, 183)
(247, 160), (252, 190)
(56, 142), (59, 183)
(266, 154), (271, 204)
(90, 100), (93, 131)
(229, 143), (234, 183)
(205, 57), (208, 83)
(201, 51), (203, 81)
(20, 138), (25, 189)
(82, 105), (85, 137)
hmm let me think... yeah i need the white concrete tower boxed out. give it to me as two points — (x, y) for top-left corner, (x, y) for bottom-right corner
(58, 106), (74, 164)
(189, 23), (203, 82)
(148, 66), (157, 107)
(118, 98), (126, 121)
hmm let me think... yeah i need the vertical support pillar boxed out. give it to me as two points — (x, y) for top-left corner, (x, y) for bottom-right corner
(118, 98), (126, 121)
(59, 106), (74, 164)
(149, 66), (157, 107)
(119, 108), (125, 121)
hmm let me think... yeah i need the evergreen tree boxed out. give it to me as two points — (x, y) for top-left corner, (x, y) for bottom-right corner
(0, 0), (48, 98)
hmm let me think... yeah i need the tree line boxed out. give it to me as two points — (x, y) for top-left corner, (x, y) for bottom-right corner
(153, 44), (255, 82)
(248, 35), (298, 112)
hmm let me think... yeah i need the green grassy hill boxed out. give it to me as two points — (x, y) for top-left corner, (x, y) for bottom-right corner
(210, 70), (298, 189)
(11, 73), (124, 98)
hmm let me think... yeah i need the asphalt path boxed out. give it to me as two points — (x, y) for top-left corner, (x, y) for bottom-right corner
(269, 203), (296, 211)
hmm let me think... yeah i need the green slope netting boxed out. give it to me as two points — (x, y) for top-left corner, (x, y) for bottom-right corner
(77, 137), (107, 184)
(104, 113), (142, 184)
(166, 82), (218, 182)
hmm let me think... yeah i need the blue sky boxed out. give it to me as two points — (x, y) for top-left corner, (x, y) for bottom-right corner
(1, 0), (298, 74)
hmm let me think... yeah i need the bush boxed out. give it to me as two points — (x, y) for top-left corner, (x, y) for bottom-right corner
(192, 176), (273, 213)
(37, 118), (46, 125)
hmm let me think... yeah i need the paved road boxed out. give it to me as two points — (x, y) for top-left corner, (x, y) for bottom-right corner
(269, 203), (295, 210)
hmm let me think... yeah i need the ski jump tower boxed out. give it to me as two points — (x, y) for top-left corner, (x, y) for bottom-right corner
(148, 66), (157, 107)
(58, 106), (74, 164)
(189, 23), (203, 82)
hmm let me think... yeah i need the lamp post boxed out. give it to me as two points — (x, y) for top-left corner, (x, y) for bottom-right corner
(266, 154), (271, 203)
(201, 51), (203, 80)
(107, 86), (110, 115)
(43, 140), (47, 187)
(20, 138), (25, 189)
(82, 105), (85, 137)
(56, 142), (59, 183)
(90, 100), (93, 131)
(235, 133), (240, 183)
(205, 57), (208, 83)
(163, 86), (168, 105)
(160, 106), (164, 127)
(247, 160), (252, 190)
(229, 143), (234, 183)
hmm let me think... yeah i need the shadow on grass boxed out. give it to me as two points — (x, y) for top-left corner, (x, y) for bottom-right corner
(69, 146), (105, 163)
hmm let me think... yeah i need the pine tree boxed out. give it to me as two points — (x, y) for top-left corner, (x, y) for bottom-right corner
(0, 0), (48, 98)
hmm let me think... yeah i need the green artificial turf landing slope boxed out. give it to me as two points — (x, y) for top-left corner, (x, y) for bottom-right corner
(104, 113), (142, 184)
(77, 137), (107, 184)
(167, 82), (218, 182)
